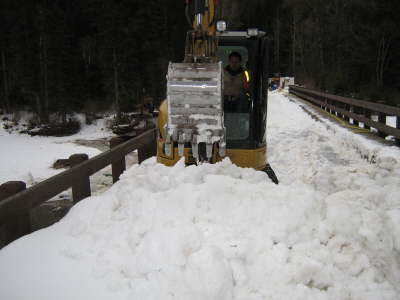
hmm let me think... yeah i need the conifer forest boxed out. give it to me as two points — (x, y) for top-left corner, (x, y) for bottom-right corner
(0, 0), (399, 121)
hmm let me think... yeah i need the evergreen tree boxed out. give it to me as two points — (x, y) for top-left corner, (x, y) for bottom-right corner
(1, 0), (398, 117)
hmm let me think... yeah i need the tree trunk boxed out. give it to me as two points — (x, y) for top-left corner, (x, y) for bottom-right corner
(43, 37), (49, 119)
(38, 3), (49, 123)
(298, 25), (307, 81)
(33, 93), (42, 122)
(274, 4), (281, 76)
(162, 3), (172, 60)
(376, 36), (390, 88)
(113, 47), (121, 122)
(221, 1), (241, 30)
(316, 14), (325, 89)
(140, 88), (144, 115)
(1, 50), (10, 112)
(291, 9), (297, 78)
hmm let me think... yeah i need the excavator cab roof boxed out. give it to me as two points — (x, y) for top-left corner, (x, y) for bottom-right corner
(217, 30), (266, 39)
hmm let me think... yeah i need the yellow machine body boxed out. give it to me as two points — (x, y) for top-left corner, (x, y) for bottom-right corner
(156, 0), (276, 182)
(156, 101), (267, 170)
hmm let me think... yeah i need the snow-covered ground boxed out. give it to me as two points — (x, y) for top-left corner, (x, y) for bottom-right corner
(0, 115), (113, 185)
(0, 92), (399, 300)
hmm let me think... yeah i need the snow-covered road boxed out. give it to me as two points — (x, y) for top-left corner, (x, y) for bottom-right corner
(0, 91), (399, 300)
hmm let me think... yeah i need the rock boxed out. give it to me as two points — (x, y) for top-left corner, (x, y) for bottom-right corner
(28, 121), (80, 137)
(53, 159), (70, 169)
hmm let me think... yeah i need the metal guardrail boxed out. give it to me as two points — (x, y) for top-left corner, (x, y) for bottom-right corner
(0, 128), (157, 247)
(289, 85), (400, 143)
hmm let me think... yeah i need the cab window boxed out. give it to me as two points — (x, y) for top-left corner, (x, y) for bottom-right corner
(218, 45), (251, 141)
(217, 46), (248, 67)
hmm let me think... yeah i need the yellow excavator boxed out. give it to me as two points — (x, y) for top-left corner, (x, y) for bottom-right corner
(157, 0), (278, 184)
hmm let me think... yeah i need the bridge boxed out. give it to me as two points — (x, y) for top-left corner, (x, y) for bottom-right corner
(0, 88), (399, 299)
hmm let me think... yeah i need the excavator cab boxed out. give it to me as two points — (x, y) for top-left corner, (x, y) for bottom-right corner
(217, 30), (270, 169)
(156, 0), (278, 183)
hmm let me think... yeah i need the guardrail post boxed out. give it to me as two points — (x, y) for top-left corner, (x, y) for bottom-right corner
(352, 105), (359, 126)
(377, 101), (387, 138)
(339, 102), (344, 119)
(323, 91), (329, 113)
(364, 108), (371, 130)
(319, 93), (324, 109)
(326, 91), (334, 115)
(138, 130), (157, 164)
(343, 104), (350, 122)
(69, 154), (91, 203)
(396, 105), (400, 146)
(333, 100), (338, 116)
(0, 181), (29, 246)
(110, 137), (126, 183)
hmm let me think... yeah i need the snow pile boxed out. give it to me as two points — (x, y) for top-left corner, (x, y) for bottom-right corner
(0, 91), (399, 299)
(0, 156), (399, 299)
(69, 113), (113, 140)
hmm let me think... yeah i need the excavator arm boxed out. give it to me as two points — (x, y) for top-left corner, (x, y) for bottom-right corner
(184, 0), (218, 62)
(164, 0), (225, 161)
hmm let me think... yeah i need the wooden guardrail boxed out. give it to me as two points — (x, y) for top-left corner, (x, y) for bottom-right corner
(0, 129), (157, 247)
(289, 85), (400, 144)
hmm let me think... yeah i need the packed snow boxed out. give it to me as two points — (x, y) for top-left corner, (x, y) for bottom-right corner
(0, 114), (113, 185)
(0, 92), (399, 300)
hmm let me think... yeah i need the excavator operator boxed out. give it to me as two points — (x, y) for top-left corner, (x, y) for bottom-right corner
(223, 52), (250, 112)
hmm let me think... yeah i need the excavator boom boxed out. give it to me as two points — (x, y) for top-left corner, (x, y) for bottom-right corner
(165, 0), (225, 161)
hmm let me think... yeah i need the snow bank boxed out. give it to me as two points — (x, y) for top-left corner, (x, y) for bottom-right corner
(0, 116), (113, 184)
(0, 133), (101, 185)
(0, 92), (399, 299)
(68, 113), (113, 140)
(0, 156), (399, 299)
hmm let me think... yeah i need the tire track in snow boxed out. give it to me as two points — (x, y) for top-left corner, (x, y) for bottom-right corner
(267, 91), (400, 292)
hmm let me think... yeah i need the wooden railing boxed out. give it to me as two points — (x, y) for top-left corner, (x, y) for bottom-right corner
(0, 129), (157, 247)
(289, 85), (400, 144)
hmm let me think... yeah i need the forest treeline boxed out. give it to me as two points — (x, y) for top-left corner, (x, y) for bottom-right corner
(0, 0), (188, 122)
(0, 0), (399, 123)
(238, 0), (400, 105)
